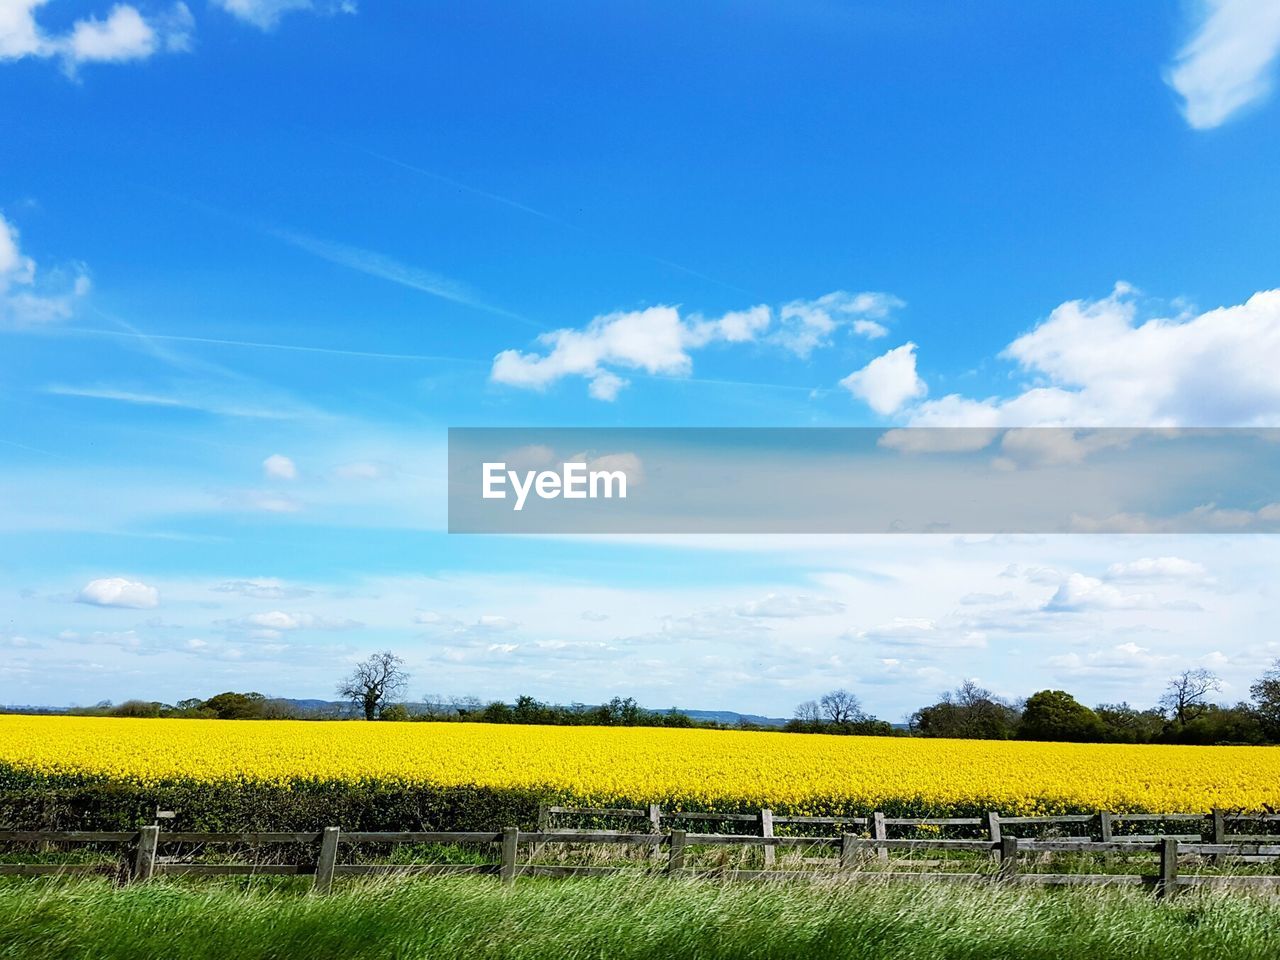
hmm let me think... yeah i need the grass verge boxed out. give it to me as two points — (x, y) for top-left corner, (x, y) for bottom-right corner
(2, 875), (1280, 960)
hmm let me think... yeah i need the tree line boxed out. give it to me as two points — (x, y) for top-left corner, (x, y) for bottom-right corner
(788, 664), (1280, 745)
(38, 652), (1280, 746)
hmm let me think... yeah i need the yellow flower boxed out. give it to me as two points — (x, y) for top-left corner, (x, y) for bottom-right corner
(1, 716), (1276, 814)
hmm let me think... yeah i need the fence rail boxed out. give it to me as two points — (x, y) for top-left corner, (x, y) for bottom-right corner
(4, 817), (1280, 895)
(542, 804), (1280, 848)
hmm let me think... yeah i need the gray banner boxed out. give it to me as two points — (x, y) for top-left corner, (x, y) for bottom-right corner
(447, 428), (1280, 534)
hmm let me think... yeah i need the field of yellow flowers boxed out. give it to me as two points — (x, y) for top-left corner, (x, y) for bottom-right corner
(1, 715), (1277, 814)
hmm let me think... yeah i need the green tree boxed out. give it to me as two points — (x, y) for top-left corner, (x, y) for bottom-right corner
(1017, 690), (1104, 742)
(201, 691), (267, 720)
(910, 681), (1020, 739)
(1094, 702), (1164, 743)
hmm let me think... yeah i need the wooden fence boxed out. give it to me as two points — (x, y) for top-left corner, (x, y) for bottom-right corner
(542, 804), (1280, 852)
(4, 818), (1280, 897)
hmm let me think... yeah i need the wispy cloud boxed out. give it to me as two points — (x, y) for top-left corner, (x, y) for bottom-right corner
(354, 144), (750, 294)
(268, 226), (535, 326)
(42, 383), (323, 420)
(1167, 0), (1280, 129)
(212, 1), (356, 32)
(61, 325), (482, 364)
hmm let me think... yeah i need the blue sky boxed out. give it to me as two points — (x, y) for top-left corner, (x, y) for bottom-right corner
(3, 0), (1280, 717)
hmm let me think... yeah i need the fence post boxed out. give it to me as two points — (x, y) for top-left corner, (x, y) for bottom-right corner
(1210, 808), (1226, 866)
(997, 836), (1018, 881)
(537, 805), (550, 832)
(760, 808), (775, 868)
(500, 826), (520, 886)
(839, 833), (857, 874)
(132, 825), (159, 884)
(1157, 837), (1178, 898)
(313, 826), (340, 895)
(871, 811), (888, 863)
(648, 804), (663, 861)
(986, 812), (1002, 862)
(668, 829), (686, 876)
(1099, 810), (1113, 842)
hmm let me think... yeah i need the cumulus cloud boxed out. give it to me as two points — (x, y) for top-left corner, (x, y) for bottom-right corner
(839, 342), (926, 415)
(77, 577), (159, 609)
(1167, 0), (1280, 129)
(1043, 574), (1153, 612)
(212, 0), (355, 31)
(491, 304), (764, 401)
(262, 453), (297, 480)
(491, 291), (901, 400)
(0, 213), (89, 326)
(1042, 573), (1201, 613)
(0, 1), (193, 74)
(906, 286), (1280, 428)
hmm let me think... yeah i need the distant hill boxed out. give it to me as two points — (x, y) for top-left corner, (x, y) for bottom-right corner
(3, 699), (789, 727)
(678, 709), (787, 727)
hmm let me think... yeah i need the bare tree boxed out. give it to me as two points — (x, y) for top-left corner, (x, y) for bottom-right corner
(1159, 668), (1221, 727)
(819, 689), (865, 725)
(1251, 659), (1280, 739)
(339, 651), (409, 721)
(794, 700), (821, 723)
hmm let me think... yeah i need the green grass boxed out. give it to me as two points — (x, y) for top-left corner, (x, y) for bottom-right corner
(1, 876), (1279, 960)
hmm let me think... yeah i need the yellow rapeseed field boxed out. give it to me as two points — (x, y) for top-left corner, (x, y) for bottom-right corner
(1, 715), (1277, 814)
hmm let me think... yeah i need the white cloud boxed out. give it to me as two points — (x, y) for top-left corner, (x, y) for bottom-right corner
(212, 577), (313, 600)
(1047, 641), (1179, 682)
(0, 213), (89, 326)
(1044, 574), (1148, 612)
(491, 291), (900, 400)
(858, 617), (987, 650)
(775, 291), (901, 357)
(77, 577), (159, 609)
(224, 610), (362, 635)
(262, 453), (297, 480)
(1104, 556), (1210, 583)
(415, 611), (519, 633)
(839, 342), (926, 415)
(1041, 573), (1203, 613)
(1167, 0), (1280, 129)
(0, 1), (192, 74)
(492, 304), (760, 401)
(734, 593), (845, 619)
(212, 0), (354, 31)
(907, 286), (1280, 428)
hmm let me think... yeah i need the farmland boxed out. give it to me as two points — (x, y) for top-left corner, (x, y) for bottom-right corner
(2, 715), (1279, 816)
